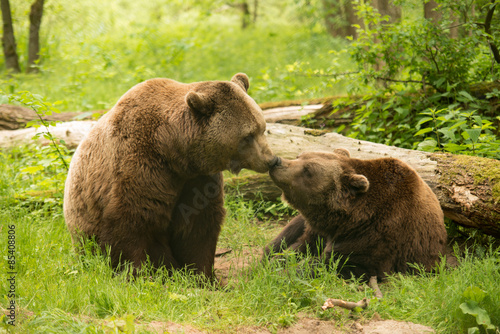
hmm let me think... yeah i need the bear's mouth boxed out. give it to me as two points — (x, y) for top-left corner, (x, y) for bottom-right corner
(228, 160), (242, 175)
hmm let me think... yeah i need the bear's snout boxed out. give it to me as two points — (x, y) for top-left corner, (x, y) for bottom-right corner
(268, 156), (282, 169)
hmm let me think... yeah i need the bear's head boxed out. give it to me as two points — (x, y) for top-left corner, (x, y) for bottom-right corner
(185, 73), (279, 175)
(269, 149), (369, 213)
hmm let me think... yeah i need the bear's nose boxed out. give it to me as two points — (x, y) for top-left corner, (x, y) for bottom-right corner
(269, 156), (282, 169)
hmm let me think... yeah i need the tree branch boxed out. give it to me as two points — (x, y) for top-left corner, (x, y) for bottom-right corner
(322, 298), (369, 311)
(293, 71), (430, 87)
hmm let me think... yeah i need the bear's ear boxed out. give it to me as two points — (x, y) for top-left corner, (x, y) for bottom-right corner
(231, 73), (250, 92)
(347, 174), (369, 194)
(186, 91), (214, 115)
(334, 148), (350, 157)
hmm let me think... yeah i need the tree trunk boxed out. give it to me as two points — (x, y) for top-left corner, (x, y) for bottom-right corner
(27, 0), (45, 73)
(424, 0), (460, 38)
(372, 0), (401, 23)
(240, 1), (250, 29)
(322, 0), (360, 39)
(424, 0), (441, 23)
(0, 121), (498, 237)
(483, 0), (500, 64)
(343, 0), (360, 39)
(252, 0), (257, 23)
(1, 0), (21, 73)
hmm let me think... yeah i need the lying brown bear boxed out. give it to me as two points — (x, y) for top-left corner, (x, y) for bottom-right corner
(265, 149), (447, 280)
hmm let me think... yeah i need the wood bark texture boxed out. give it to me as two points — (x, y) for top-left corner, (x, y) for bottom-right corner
(1, 0), (21, 72)
(0, 104), (105, 130)
(27, 0), (45, 73)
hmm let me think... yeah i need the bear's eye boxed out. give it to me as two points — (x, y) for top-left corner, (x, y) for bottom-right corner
(244, 135), (253, 143)
(303, 167), (312, 178)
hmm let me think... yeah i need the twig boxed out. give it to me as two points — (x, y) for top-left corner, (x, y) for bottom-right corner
(373, 76), (429, 85)
(369, 276), (383, 299)
(294, 70), (431, 87)
(321, 297), (369, 311)
(425, 45), (441, 74)
(31, 106), (69, 171)
(293, 71), (360, 78)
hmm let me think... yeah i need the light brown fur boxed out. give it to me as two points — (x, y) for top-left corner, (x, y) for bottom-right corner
(266, 149), (447, 279)
(64, 73), (278, 278)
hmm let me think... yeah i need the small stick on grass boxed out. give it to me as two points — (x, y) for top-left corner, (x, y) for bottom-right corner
(369, 276), (383, 299)
(321, 297), (369, 311)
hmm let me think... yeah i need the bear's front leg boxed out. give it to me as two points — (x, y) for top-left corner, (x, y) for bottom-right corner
(264, 215), (308, 257)
(170, 174), (225, 279)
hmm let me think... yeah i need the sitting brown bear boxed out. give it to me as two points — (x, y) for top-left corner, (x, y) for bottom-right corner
(64, 73), (279, 279)
(265, 149), (447, 280)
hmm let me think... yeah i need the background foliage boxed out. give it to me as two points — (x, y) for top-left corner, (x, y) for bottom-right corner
(1, 0), (500, 333)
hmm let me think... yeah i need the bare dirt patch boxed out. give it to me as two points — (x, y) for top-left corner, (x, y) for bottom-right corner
(141, 321), (205, 333)
(140, 317), (435, 334)
(276, 317), (435, 334)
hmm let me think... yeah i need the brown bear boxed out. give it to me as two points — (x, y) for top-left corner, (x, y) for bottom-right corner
(265, 149), (447, 280)
(64, 73), (279, 278)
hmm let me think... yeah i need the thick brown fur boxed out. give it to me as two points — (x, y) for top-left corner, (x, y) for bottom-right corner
(265, 149), (447, 280)
(64, 73), (278, 278)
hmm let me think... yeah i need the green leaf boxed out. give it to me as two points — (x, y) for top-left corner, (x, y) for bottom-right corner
(394, 107), (409, 116)
(449, 121), (467, 130)
(464, 129), (481, 143)
(467, 327), (480, 334)
(168, 292), (187, 302)
(434, 77), (446, 88)
(20, 165), (44, 174)
(459, 91), (475, 102)
(460, 301), (495, 330)
(417, 139), (437, 152)
(472, 116), (482, 126)
(414, 128), (433, 136)
(463, 286), (487, 303)
(416, 117), (434, 126)
(438, 128), (455, 140)
(443, 143), (466, 153)
(460, 301), (480, 316)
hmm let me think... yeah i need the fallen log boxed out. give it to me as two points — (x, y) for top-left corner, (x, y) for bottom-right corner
(262, 104), (322, 123)
(0, 120), (96, 148)
(0, 121), (498, 237)
(0, 104), (106, 130)
(0, 103), (325, 130)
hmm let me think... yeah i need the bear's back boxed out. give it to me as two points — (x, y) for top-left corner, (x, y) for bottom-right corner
(350, 157), (446, 273)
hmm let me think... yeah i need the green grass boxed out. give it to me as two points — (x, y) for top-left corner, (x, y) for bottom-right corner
(0, 145), (499, 333)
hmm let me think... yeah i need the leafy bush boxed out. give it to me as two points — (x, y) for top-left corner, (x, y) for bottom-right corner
(297, 0), (500, 159)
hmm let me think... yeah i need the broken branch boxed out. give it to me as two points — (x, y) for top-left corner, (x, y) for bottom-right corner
(321, 297), (369, 311)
